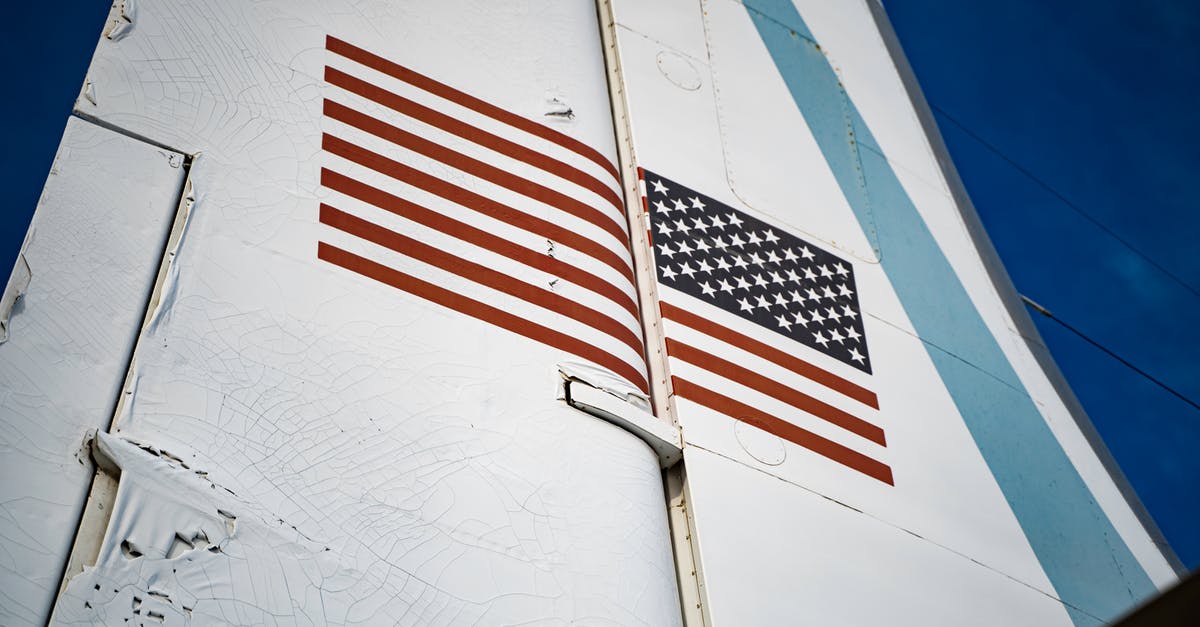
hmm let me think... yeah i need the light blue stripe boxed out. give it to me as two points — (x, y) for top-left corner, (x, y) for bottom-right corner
(742, 0), (1155, 622)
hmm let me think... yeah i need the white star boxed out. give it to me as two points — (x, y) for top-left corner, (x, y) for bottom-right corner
(765, 250), (782, 264)
(738, 298), (754, 312)
(735, 276), (752, 291)
(654, 200), (671, 213)
(806, 288), (822, 302)
(657, 243), (675, 258)
(691, 217), (708, 232)
(748, 252), (765, 266)
(718, 279), (735, 293)
(710, 214), (726, 230)
(727, 213), (743, 227)
(829, 328), (845, 343)
(729, 233), (746, 247)
(799, 246), (815, 260)
(814, 331), (830, 347)
(676, 240), (693, 255)
(849, 347), (865, 363)
(822, 286), (837, 300)
(786, 269), (802, 283)
(746, 231), (763, 246)
(674, 219), (691, 234)
(715, 257), (732, 271)
(655, 220), (674, 236)
(651, 179), (668, 194)
(700, 281), (716, 296)
(769, 271), (785, 284)
(753, 274), (770, 288)
(790, 290), (806, 304)
(819, 265), (834, 279)
(792, 311), (809, 327)
(838, 284), (854, 298)
(696, 258), (713, 274)
(694, 239), (711, 253)
(803, 267), (818, 281)
(810, 309), (826, 324)
(845, 326), (862, 341)
(835, 263), (849, 276)
(764, 230), (780, 243)
(755, 295), (772, 309)
(826, 307), (842, 322)
(783, 248), (798, 262)
(672, 198), (688, 212)
(773, 293), (789, 308)
(660, 265), (677, 280)
(776, 315), (793, 331)
(690, 196), (706, 210)
(841, 305), (858, 319)
(680, 262), (697, 277)
(733, 256), (749, 268)
(712, 235), (729, 249)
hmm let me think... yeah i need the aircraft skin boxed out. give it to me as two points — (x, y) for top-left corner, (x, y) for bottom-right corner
(0, 1), (1181, 625)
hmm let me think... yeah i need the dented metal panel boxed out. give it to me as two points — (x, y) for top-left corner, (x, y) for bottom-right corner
(0, 116), (185, 626)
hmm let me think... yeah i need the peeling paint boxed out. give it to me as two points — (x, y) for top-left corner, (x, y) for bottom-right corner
(33, 2), (683, 624)
(543, 95), (576, 121)
(103, 0), (136, 42)
(559, 360), (652, 411)
(54, 433), (338, 626)
(0, 117), (185, 626)
(0, 254), (30, 344)
(144, 174), (195, 336)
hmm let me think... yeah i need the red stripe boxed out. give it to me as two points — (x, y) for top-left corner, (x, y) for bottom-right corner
(665, 339), (885, 446)
(319, 173), (638, 319)
(671, 377), (893, 485)
(659, 301), (878, 409)
(326, 36), (621, 182)
(319, 243), (648, 393)
(324, 99), (630, 248)
(322, 134), (636, 284)
(324, 67), (623, 211)
(320, 204), (643, 357)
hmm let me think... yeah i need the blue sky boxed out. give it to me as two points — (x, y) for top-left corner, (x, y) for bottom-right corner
(887, 1), (1200, 569)
(0, 1), (1195, 573)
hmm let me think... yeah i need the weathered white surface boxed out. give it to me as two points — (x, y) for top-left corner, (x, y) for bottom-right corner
(613, 0), (1057, 592)
(0, 116), (185, 625)
(683, 447), (1075, 626)
(50, 1), (683, 624)
(794, 0), (1178, 589)
(705, 0), (881, 263)
(610, 0), (1176, 623)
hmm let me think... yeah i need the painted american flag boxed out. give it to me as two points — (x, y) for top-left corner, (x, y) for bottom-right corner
(315, 36), (647, 393)
(643, 170), (892, 484)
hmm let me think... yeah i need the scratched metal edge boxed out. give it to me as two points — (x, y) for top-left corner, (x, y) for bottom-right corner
(49, 133), (194, 622)
(592, 1), (705, 626)
(863, 0), (1185, 579)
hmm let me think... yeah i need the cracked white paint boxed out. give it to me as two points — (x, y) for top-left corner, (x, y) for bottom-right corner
(0, 117), (185, 626)
(34, 1), (684, 625)
(558, 360), (651, 411)
(0, 254), (30, 344)
(56, 432), (341, 625)
(607, 0), (1179, 624)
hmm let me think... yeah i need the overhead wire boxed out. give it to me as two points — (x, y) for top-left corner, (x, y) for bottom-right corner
(931, 104), (1200, 300)
(929, 104), (1199, 411)
(1020, 295), (1200, 413)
